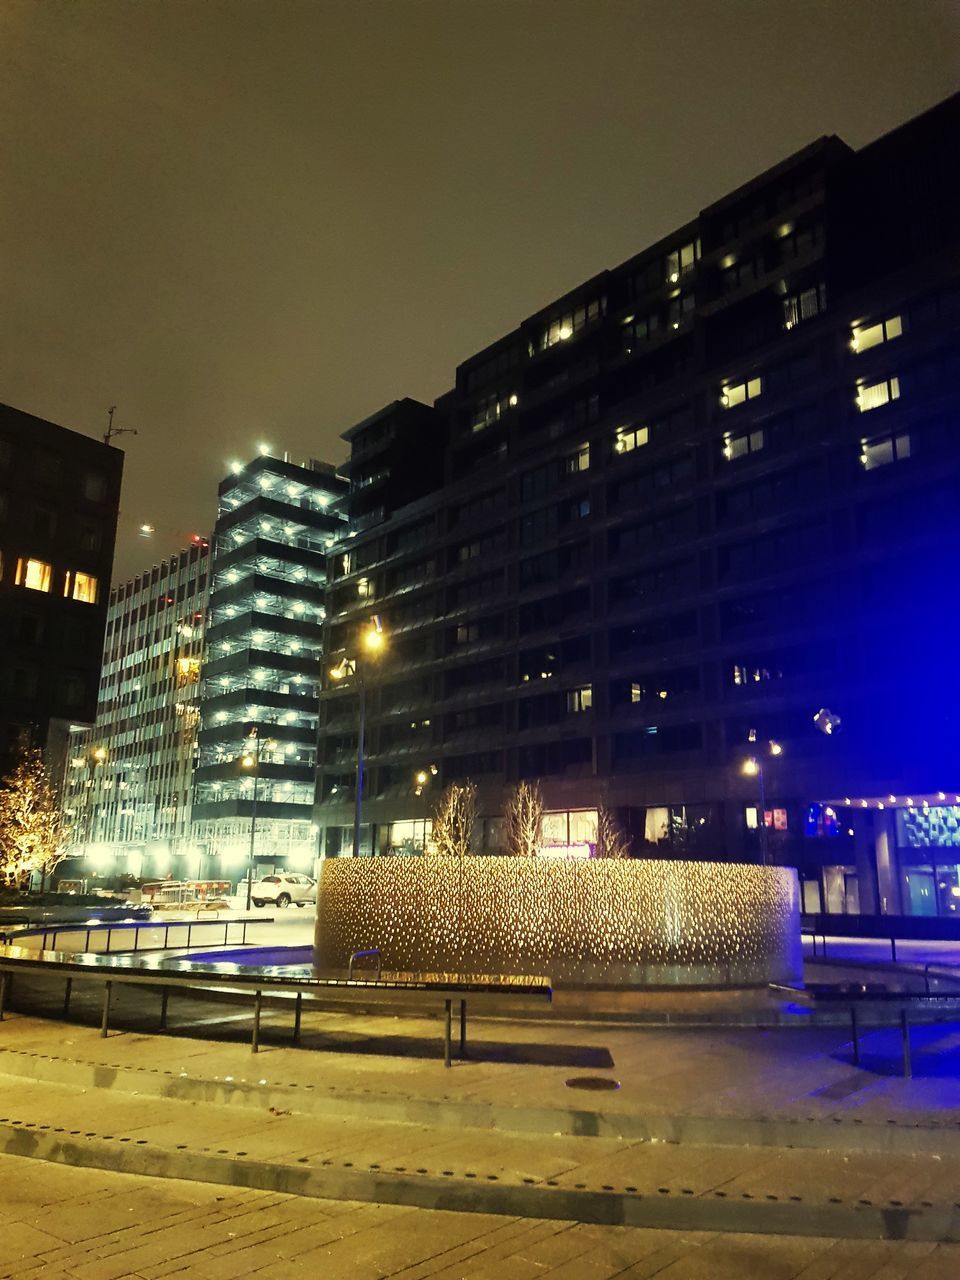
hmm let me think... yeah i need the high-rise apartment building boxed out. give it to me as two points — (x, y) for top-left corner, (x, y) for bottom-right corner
(0, 403), (122, 777)
(316, 93), (960, 917)
(192, 453), (346, 877)
(61, 538), (210, 880)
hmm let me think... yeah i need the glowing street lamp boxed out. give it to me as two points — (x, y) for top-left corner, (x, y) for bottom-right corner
(742, 739), (783, 866)
(329, 618), (387, 857)
(413, 765), (437, 797)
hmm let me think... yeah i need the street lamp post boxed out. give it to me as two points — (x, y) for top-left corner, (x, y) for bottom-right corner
(742, 740), (783, 866)
(330, 620), (386, 858)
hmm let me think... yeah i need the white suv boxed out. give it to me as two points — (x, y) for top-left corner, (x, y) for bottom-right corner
(249, 873), (316, 908)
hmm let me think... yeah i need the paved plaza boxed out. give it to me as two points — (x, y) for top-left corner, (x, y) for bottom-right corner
(3, 1155), (960, 1280)
(3, 914), (960, 1273)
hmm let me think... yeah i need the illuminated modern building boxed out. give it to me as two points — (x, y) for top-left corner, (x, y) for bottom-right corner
(317, 93), (960, 916)
(0, 403), (122, 778)
(191, 453), (346, 877)
(61, 538), (210, 879)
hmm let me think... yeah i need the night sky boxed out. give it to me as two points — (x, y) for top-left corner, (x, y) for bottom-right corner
(2, 1), (957, 582)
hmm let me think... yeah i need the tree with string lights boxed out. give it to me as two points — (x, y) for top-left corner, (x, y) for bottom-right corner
(431, 781), (477, 858)
(504, 780), (543, 857)
(595, 802), (631, 859)
(0, 749), (71, 890)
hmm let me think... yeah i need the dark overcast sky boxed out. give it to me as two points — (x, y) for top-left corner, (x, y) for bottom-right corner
(2, 1), (958, 582)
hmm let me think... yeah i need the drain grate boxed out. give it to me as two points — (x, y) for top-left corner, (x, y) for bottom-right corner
(564, 1076), (620, 1091)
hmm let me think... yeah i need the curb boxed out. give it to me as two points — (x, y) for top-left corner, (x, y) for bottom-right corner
(2, 1047), (958, 1156)
(1, 1120), (958, 1242)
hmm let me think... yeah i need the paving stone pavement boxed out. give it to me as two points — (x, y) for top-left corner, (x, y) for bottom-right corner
(1, 1014), (960, 1244)
(2, 1155), (960, 1280)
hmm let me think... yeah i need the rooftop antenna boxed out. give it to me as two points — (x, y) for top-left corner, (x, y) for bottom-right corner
(104, 405), (139, 446)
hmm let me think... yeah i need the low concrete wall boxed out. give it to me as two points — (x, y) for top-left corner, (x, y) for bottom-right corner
(314, 856), (802, 987)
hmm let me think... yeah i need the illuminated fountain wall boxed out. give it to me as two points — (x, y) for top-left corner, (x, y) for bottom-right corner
(314, 857), (801, 987)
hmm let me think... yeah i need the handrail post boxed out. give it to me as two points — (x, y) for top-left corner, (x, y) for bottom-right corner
(293, 992), (302, 1044)
(900, 1009), (911, 1077)
(63, 977), (72, 1017)
(105, 927), (112, 954)
(443, 998), (452, 1068)
(891, 935), (897, 963)
(101, 981), (112, 1038)
(252, 990), (262, 1053)
(0, 971), (8, 1021)
(459, 999), (467, 1059)
(160, 988), (169, 1030)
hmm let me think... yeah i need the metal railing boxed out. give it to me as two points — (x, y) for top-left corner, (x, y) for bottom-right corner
(348, 948), (382, 979)
(0, 916), (269, 956)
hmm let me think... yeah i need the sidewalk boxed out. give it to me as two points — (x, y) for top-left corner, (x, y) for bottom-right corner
(2, 1009), (960, 1244)
(4, 1154), (959, 1280)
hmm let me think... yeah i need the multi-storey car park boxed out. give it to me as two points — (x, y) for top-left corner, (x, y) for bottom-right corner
(316, 92), (960, 918)
(62, 538), (210, 881)
(191, 453), (346, 878)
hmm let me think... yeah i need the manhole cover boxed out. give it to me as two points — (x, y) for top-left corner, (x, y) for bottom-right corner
(564, 1076), (620, 1091)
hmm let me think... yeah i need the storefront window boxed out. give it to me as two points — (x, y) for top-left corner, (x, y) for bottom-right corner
(937, 865), (960, 916)
(822, 865), (859, 914)
(902, 864), (936, 916)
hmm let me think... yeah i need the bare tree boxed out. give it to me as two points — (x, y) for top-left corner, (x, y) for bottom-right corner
(596, 802), (631, 859)
(504, 780), (543, 856)
(431, 781), (477, 857)
(0, 749), (72, 890)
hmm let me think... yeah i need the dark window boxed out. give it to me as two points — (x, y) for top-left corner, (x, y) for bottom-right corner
(614, 723), (702, 760)
(610, 505), (698, 556)
(519, 737), (592, 778)
(610, 612), (698, 655)
(83, 471), (108, 501)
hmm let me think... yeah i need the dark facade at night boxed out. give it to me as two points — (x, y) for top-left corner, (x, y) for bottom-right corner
(0, 403), (123, 774)
(317, 94), (960, 916)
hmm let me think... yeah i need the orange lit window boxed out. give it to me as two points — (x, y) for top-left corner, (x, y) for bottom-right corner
(64, 570), (98, 604)
(15, 558), (52, 593)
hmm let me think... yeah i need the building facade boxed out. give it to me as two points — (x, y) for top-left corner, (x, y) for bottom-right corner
(0, 403), (123, 779)
(61, 538), (210, 880)
(191, 453), (346, 879)
(316, 93), (960, 916)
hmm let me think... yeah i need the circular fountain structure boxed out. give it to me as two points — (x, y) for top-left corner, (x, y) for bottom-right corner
(314, 856), (802, 988)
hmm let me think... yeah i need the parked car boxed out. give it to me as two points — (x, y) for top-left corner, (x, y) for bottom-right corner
(249, 873), (316, 908)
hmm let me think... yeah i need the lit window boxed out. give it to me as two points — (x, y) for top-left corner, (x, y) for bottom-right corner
(851, 314), (903, 353)
(536, 298), (604, 352)
(721, 378), (762, 409)
(722, 429), (764, 461)
(564, 443), (590, 474)
(783, 283), (827, 329)
(64, 570), (98, 604)
(614, 425), (649, 454)
(357, 578), (372, 599)
(666, 240), (699, 284)
(566, 685), (592, 713)
(856, 376), (900, 412)
(15, 558), (52, 593)
(860, 432), (911, 470)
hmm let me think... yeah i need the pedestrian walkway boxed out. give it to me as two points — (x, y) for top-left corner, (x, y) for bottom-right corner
(2, 1009), (960, 1244)
(5, 1155), (960, 1280)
